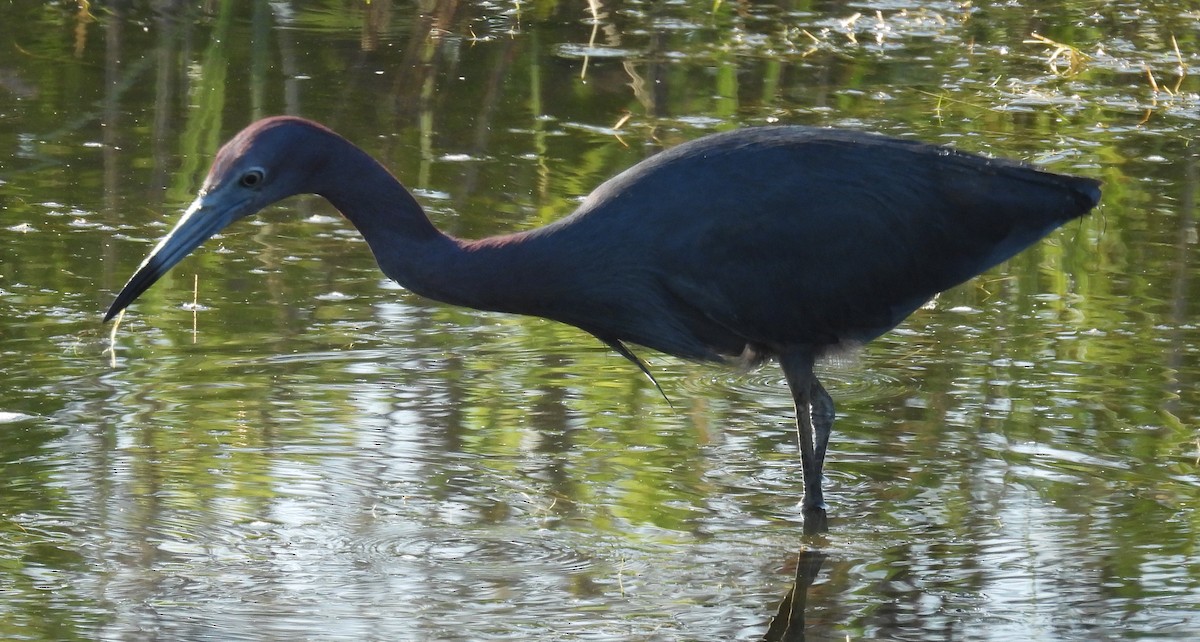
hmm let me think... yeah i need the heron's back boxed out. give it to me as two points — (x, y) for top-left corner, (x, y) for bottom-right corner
(526, 127), (1101, 361)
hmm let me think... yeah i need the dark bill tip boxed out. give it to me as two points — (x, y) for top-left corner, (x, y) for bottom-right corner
(104, 255), (171, 321)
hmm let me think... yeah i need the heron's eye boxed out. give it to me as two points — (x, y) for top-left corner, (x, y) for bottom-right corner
(239, 168), (265, 189)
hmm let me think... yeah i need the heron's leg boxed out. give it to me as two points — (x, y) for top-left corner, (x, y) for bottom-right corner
(809, 378), (835, 480)
(779, 351), (827, 513)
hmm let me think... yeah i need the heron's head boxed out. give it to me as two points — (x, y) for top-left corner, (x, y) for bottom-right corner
(104, 117), (336, 321)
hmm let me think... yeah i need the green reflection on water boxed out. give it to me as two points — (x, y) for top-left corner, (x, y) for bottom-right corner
(0, 0), (1198, 640)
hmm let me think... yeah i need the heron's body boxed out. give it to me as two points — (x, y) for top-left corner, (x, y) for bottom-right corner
(106, 117), (1101, 518)
(430, 127), (1097, 364)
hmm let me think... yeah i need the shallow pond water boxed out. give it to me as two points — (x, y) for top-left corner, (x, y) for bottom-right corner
(1, 1), (1198, 640)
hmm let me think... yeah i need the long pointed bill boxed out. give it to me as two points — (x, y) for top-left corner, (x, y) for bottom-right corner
(104, 195), (241, 321)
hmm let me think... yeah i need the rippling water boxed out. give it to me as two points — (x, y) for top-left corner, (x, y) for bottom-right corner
(1, 0), (1198, 640)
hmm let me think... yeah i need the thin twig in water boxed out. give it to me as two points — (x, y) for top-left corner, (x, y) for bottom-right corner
(192, 273), (199, 343)
(1171, 34), (1188, 94)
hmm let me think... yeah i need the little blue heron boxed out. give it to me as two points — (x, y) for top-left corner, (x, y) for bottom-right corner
(105, 117), (1101, 515)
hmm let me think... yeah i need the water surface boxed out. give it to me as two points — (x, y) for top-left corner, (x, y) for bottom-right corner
(1, 1), (1197, 640)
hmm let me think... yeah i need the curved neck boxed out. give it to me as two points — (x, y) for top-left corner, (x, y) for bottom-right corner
(313, 141), (564, 315)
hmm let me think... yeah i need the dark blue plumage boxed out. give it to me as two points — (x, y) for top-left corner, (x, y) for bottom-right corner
(105, 117), (1101, 517)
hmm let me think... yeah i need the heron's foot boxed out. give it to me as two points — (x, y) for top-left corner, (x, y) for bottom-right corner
(801, 482), (826, 513)
(800, 501), (828, 534)
(801, 495), (827, 515)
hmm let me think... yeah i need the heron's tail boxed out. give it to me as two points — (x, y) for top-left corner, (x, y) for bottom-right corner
(1064, 175), (1102, 215)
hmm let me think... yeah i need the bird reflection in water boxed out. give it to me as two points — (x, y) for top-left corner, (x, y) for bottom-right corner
(763, 549), (829, 642)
